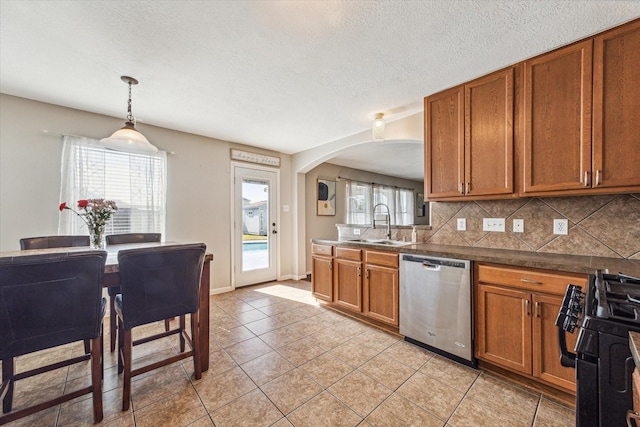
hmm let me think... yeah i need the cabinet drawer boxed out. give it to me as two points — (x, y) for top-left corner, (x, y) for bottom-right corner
(477, 263), (587, 295)
(312, 244), (333, 256)
(335, 247), (362, 261)
(364, 250), (399, 268)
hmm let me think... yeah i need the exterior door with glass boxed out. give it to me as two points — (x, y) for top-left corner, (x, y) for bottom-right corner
(233, 165), (278, 287)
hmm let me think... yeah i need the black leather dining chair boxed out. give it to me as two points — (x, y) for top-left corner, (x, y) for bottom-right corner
(105, 233), (162, 352)
(20, 234), (94, 354)
(0, 250), (107, 424)
(20, 235), (90, 250)
(115, 243), (205, 411)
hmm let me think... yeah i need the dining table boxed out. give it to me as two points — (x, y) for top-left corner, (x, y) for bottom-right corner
(0, 242), (214, 372)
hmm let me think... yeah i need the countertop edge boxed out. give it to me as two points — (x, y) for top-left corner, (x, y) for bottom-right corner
(311, 239), (640, 277)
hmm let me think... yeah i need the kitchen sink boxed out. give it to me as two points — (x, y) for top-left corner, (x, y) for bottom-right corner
(344, 238), (414, 247)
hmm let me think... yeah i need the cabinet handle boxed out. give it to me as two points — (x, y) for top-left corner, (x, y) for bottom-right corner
(595, 170), (601, 186)
(627, 410), (640, 427)
(584, 171), (590, 187)
(357, 266), (361, 276)
(458, 182), (463, 194)
(535, 301), (540, 317)
(465, 182), (470, 194)
(329, 262), (333, 271)
(521, 278), (543, 285)
(525, 300), (531, 316)
(365, 269), (369, 279)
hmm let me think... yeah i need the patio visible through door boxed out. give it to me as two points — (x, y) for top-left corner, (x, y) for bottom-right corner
(233, 166), (277, 287)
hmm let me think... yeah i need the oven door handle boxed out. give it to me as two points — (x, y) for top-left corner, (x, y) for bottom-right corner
(557, 326), (576, 368)
(628, 410), (640, 427)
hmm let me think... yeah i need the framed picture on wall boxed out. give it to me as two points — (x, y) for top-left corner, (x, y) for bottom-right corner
(317, 179), (336, 216)
(416, 192), (425, 217)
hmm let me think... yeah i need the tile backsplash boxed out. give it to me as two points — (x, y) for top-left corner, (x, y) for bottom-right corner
(339, 194), (640, 259)
(428, 193), (640, 259)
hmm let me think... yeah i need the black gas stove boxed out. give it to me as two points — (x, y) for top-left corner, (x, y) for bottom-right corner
(556, 271), (640, 427)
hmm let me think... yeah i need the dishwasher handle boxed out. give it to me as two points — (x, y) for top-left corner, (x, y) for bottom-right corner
(422, 262), (441, 271)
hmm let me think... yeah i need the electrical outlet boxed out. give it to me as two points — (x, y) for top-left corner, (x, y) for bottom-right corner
(553, 219), (569, 235)
(457, 218), (466, 231)
(353, 228), (360, 235)
(483, 218), (505, 232)
(513, 219), (524, 233)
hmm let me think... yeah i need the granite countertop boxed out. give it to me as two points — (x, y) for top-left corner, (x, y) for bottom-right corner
(312, 238), (640, 277)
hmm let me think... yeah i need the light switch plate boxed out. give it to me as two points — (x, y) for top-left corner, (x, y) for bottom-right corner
(553, 219), (569, 235)
(513, 219), (524, 233)
(483, 218), (505, 232)
(457, 218), (466, 231)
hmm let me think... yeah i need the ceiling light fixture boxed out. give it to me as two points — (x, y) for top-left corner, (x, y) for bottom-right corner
(100, 76), (158, 154)
(372, 113), (385, 142)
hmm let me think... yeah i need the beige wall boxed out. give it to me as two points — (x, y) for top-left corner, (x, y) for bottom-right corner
(304, 162), (426, 273)
(0, 94), (294, 290)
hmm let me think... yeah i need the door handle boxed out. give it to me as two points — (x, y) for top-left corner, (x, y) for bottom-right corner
(535, 301), (540, 317)
(584, 171), (590, 187)
(595, 170), (601, 186)
(525, 299), (531, 316)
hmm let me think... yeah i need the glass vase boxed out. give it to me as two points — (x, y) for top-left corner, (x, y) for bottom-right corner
(90, 225), (106, 250)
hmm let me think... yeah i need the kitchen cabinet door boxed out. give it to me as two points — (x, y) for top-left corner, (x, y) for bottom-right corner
(522, 40), (593, 194)
(363, 264), (399, 326)
(532, 293), (577, 392)
(425, 85), (465, 199)
(311, 255), (333, 302)
(476, 284), (532, 374)
(334, 258), (362, 312)
(593, 19), (640, 191)
(465, 68), (514, 196)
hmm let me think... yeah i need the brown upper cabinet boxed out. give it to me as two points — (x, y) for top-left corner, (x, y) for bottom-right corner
(425, 18), (640, 200)
(522, 19), (640, 195)
(425, 67), (515, 201)
(522, 40), (593, 194)
(592, 19), (640, 191)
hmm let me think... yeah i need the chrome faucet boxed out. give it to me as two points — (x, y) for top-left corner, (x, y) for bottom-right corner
(372, 203), (392, 240)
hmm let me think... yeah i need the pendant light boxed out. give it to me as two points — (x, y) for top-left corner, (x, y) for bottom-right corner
(372, 113), (385, 142)
(100, 76), (158, 154)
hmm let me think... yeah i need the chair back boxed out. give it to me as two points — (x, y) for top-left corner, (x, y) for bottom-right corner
(106, 233), (161, 245)
(117, 243), (206, 330)
(0, 251), (107, 359)
(20, 235), (90, 250)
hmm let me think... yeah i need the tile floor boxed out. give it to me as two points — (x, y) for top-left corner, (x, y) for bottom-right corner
(4, 280), (576, 426)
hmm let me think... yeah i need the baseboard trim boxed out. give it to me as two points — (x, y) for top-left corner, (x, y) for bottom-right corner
(209, 285), (234, 295)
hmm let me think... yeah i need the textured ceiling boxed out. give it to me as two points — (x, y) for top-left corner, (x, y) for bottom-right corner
(1, 1), (639, 181)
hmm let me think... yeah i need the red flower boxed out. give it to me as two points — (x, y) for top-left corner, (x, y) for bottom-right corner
(77, 199), (89, 208)
(59, 202), (67, 211)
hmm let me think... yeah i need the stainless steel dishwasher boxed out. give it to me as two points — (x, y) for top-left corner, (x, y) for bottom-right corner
(399, 254), (474, 366)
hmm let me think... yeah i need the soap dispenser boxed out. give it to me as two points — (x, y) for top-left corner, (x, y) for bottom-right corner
(411, 226), (417, 243)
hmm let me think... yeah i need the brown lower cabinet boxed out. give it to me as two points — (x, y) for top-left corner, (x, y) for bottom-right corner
(311, 244), (333, 302)
(312, 244), (399, 328)
(475, 263), (586, 393)
(363, 250), (399, 326)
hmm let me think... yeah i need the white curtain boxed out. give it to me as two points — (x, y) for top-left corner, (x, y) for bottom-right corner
(58, 135), (167, 236)
(345, 180), (414, 226)
(345, 180), (373, 225)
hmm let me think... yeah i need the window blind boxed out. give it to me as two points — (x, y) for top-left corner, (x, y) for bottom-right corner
(58, 136), (167, 237)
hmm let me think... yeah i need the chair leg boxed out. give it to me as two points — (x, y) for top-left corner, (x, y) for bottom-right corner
(191, 312), (201, 380)
(164, 319), (171, 331)
(110, 294), (117, 352)
(84, 339), (91, 354)
(122, 328), (132, 411)
(90, 336), (104, 423)
(2, 358), (14, 414)
(179, 315), (186, 352)
(117, 317), (124, 374)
